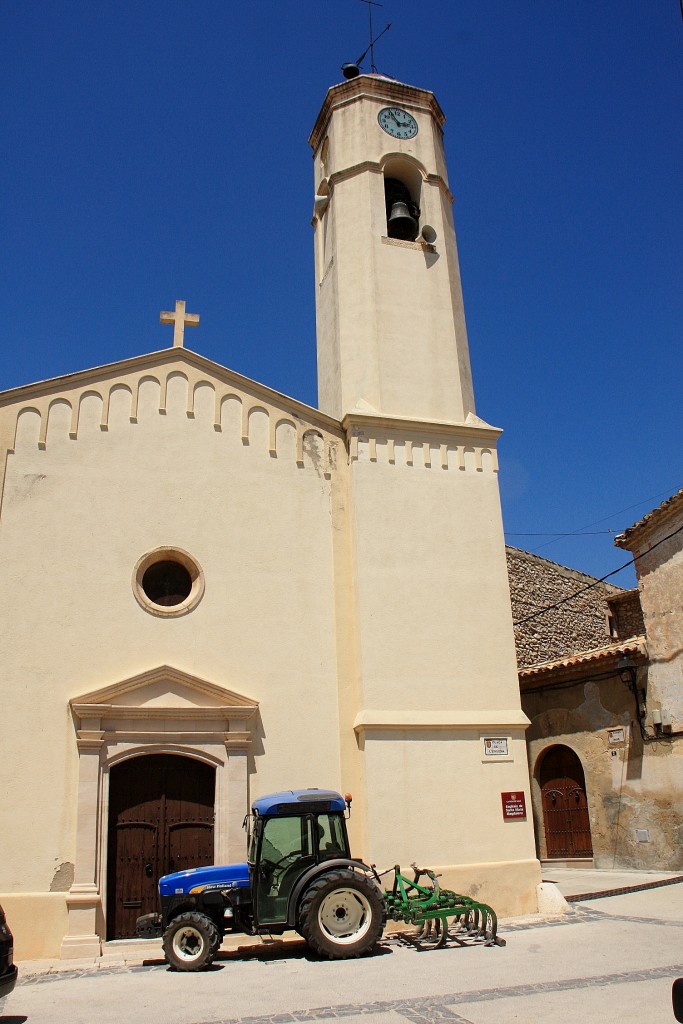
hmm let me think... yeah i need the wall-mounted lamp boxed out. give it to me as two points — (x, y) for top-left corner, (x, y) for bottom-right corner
(616, 657), (680, 742)
(618, 654), (651, 736)
(617, 655), (638, 691)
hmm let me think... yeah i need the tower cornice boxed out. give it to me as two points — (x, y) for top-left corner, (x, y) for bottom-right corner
(323, 159), (453, 204)
(342, 412), (502, 447)
(309, 76), (445, 154)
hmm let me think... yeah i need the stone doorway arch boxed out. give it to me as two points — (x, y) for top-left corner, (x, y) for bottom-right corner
(537, 744), (593, 859)
(61, 665), (258, 958)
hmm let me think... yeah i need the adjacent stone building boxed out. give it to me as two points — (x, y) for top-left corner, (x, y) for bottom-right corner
(616, 488), (683, 737)
(507, 547), (628, 669)
(508, 491), (682, 870)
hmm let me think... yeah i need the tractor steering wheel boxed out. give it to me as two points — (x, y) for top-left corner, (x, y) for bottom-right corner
(273, 851), (301, 867)
(265, 851), (302, 888)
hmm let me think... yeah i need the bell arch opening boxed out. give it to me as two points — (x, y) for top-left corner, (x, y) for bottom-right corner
(383, 158), (423, 242)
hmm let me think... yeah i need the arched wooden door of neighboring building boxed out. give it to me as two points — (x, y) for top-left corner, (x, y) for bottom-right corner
(107, 754), (215, 939)
(539, 745), (593, 859)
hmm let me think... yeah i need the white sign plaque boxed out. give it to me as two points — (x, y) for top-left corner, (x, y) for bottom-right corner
(484, 737), (509, 757)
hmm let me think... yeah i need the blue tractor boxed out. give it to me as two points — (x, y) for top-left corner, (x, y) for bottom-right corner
(136, 789), (386, 970)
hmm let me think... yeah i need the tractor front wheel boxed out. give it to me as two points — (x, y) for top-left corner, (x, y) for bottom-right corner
(162, 912), (221, 971)
(298, 869), (384, 959)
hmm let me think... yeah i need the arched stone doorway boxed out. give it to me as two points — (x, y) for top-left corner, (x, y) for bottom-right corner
(63, 666), (258, 958)
(538, 745), (593, 859)
(106, 753), (215, 939)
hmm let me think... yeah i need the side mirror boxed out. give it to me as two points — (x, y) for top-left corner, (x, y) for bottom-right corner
(673, 978), (683, 1022)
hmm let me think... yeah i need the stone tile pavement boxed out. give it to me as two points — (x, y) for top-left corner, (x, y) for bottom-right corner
(2, 870), (683, 1024)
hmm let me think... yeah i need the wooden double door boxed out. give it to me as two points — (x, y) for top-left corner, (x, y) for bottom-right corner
(107, 754), (215, 939)
(540, 745), (593, 859)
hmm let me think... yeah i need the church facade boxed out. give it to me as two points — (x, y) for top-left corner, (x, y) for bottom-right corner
(0, 74), (540, 960)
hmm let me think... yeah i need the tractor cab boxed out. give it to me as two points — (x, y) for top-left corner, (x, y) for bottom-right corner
(247, 789), (351, 926)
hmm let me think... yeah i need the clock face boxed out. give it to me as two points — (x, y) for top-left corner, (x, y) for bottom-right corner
(378, 107), (418, 140)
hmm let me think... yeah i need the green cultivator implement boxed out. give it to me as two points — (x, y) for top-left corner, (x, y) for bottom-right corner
(382, 863), (506, 950)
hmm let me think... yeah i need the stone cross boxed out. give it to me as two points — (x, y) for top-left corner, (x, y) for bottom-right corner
(160, 299), (200, 348)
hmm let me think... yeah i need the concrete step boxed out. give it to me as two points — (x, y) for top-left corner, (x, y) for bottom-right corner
(541, 858), (594, 870)
(101, 938), (162, 962)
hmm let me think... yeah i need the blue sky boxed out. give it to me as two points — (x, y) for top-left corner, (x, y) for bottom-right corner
(3, 1), (681, 586)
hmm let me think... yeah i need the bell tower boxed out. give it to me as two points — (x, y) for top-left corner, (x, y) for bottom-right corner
(310, 74), (476, 423)
(309, 73), (541, 917)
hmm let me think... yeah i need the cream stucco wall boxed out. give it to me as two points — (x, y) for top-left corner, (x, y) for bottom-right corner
(0, 354), (349, 956)
(0, 367), (343, 792)
(341, 417), (538, 905)
(348, 435), (516, 709)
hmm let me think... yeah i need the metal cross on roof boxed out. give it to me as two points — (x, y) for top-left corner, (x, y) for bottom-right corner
(360, 0), (383, 72)
(160, 299), (200, 348)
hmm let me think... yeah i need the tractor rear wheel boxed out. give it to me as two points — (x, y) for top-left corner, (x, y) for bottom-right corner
(298, 868), (384, 959)
(162, 911), (221, 971)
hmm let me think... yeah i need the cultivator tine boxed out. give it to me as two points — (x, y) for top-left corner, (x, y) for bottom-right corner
(483, 907), (506, 946)
(450, 911), (467, 936)
(409, 918), (448, 950)
(423, 918), (449, 949)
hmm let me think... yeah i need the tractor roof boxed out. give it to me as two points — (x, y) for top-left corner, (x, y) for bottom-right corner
(252, 789), (346, 816)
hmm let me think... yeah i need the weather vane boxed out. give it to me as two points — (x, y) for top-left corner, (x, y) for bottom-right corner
(342, 0), (391, 80)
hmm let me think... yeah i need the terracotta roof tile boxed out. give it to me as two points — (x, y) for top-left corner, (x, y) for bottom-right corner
(518, 635), (647, 680)
(615, 488), (683, 548)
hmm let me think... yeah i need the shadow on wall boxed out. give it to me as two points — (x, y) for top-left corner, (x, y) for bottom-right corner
(626, 720), (644, 781)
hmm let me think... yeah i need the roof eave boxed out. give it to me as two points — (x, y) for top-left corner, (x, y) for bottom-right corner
(0, 347), (343, 435)
(519, 636), (648, 689)
(615, 489), (683, 550)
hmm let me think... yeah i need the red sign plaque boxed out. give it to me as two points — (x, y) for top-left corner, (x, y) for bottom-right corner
(501, 791), (527, 820)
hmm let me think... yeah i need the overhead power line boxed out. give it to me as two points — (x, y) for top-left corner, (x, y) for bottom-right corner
(528, 485), (680, 553)
(512, 522), (683, 627)
(506, 531), (614, 537)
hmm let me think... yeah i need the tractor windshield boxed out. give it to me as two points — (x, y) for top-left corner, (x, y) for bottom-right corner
(261, 815), (314, 864)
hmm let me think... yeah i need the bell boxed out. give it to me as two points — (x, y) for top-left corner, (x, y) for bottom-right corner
(385, 178), (420, 241)
(387, 200), (419, 241)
